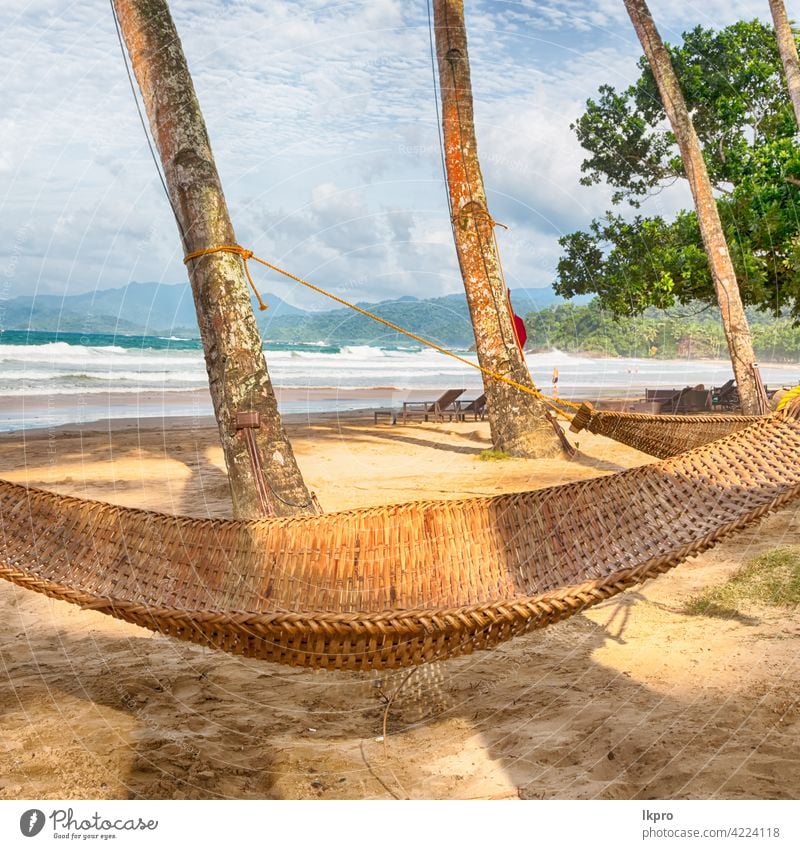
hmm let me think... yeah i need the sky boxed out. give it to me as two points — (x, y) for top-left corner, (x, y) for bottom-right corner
(0, 0), (772, 310)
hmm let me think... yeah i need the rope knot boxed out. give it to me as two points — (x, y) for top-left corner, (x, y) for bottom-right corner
(183, 244), (267, 311)
(453, 201), (507, 232)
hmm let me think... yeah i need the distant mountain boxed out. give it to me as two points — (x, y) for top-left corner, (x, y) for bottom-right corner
(1, 281), (585, 346)
(439, 287), (588, 314)
(263, 295), (473, 347)
(259, 287), (589, 348)
(1, 281), (306, 336)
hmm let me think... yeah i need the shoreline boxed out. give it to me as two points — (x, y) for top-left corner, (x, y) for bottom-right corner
(0, 380), (733, 435)
(8, 327), (800, 367)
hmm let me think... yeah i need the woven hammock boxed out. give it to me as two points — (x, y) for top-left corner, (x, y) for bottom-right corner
(568, 402), (762, 459)
(2, 414), (800, 670)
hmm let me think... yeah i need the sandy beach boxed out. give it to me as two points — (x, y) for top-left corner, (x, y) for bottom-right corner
(1, 411), (798, 800)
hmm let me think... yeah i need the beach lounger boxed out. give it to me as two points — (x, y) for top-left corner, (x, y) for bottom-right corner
(401, 388), (465, 423)
(665, 386), (710, 413)
(645, 388), (680, 403)
(711, 379), (739, 411)
(663, 386), (712, 414)
(647, 386), (712, 414)
(457, 393), (487, 421)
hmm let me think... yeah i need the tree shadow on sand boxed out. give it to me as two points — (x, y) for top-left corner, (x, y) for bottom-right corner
(2, 419), (799, 800)
(1, 588), (798, 800)
(301, 420), (489, 456)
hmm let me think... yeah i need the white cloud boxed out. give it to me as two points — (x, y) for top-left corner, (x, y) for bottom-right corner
(0, 0), (775, 305)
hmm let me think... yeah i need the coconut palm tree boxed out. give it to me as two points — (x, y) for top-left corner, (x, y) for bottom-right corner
(768, 0), (800, 129)
(623, 0), (762, 415)
(432, 0), (565, 456)
(112, 0), (317, 517)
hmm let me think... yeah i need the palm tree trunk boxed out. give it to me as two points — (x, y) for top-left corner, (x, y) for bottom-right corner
(112, 0), (318, 517)
(432, 0), (563, 457)
(768, 0), (800, 129)
(623, 0), (761, 415)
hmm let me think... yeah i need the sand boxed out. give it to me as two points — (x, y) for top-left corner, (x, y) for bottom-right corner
(0, 413), (798, 800)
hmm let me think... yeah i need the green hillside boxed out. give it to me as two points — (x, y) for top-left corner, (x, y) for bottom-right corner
(526, 300), (800, 361)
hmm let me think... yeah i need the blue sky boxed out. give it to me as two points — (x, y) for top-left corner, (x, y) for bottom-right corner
(0, 0), (770, 309)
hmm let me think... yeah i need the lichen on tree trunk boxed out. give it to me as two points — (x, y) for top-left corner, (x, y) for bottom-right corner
(113, 0), (318, 517)
(623, 0), (761, 416)
(432, 0), (563, 457)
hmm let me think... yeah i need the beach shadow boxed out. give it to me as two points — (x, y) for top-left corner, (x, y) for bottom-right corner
(369, 596), (798, 800)
(153, 426), (232, 519)
(153, 418), (490, 516)
(356, 428), (486, 456)
(567, 449), (632, 474)
(3, 422), (799, 800)
(0, 606), (619, 800)
(0, 624), (283, 799)
(3, 587), (795, 801)
(593, 591), (646, 643)
(0, 425), (233, 520)
(301, 420), (489, 456)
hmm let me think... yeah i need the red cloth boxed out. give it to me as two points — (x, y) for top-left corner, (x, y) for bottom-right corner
(506, 290), (527, 351)
(512, 312), (527, 350)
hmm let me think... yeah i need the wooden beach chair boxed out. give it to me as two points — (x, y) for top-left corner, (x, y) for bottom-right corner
(401, 388), (465, 423)
(667, 386), (712, 413)
(645, 388), (680, 404)
(457, 393), (487, 421)
(711, 379), (739, 411)
(648, 386), (711, 414)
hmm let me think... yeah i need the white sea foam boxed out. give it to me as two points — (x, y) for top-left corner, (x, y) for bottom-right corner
(1, 340), (799, 406)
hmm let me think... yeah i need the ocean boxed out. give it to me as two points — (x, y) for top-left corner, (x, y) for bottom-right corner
(1, 330), (800, 431)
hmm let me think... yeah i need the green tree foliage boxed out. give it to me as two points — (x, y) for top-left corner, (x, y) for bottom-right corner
(526, 299), (800, 361)
(556, 212), (708, 315)
(574, 20), (794, 201)
(558, 20), (800, 318)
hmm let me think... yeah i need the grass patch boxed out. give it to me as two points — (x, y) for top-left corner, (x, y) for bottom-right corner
(683, 547), (800, 619)
(477, 449), (512, 461)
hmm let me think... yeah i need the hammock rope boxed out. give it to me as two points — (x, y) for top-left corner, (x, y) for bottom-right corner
(183, 244), (580, 422)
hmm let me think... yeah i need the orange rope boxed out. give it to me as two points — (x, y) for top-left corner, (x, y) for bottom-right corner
(451, 202), (507, 232)
(184, 244), (268, 310)
(183, 244), (580, 421)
